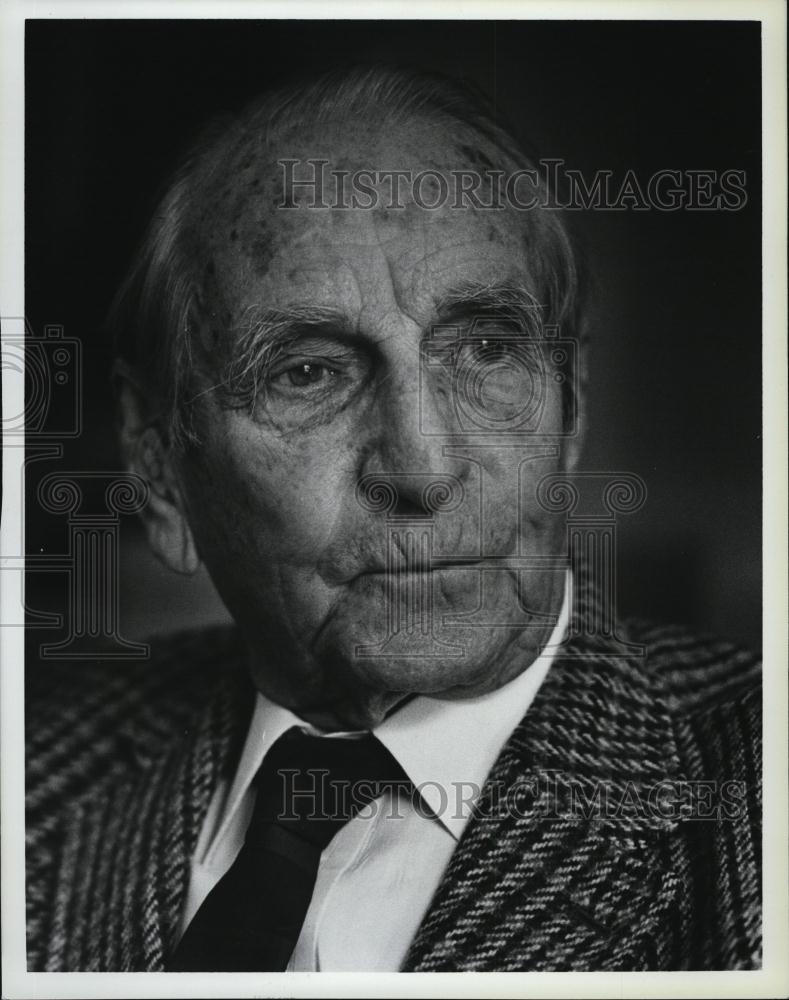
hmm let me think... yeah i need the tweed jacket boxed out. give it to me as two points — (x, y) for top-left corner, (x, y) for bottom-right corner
(26, 587), (762, 972)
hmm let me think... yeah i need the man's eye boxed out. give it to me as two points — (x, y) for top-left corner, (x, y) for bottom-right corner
(474, 338), (511, 358)
(279, 362), (337, 388)
(268, 358), (343, 392)
(450, 337), (545, 412)
(458, 338), (521, 364)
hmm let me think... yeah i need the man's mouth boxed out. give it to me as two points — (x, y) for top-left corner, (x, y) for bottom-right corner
(353, 558), (488, 580)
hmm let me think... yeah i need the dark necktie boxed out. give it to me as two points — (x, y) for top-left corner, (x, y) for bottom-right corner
(167, 726), (410, 971)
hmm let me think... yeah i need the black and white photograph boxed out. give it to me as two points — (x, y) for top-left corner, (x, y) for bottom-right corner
(1, 2), (787, 996)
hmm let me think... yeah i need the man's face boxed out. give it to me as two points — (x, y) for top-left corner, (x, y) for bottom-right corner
(175, 115), (577, 729)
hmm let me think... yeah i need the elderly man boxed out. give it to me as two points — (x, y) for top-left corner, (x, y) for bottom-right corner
(26, 65), (761, 972)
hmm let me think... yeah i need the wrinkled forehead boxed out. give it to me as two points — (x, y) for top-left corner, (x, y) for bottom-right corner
(186, 113), (537, 333)
(193, 112), (508, 216)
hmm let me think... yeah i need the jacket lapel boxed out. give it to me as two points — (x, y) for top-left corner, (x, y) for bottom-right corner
(404, 614), (687, 970)
(45, 657), (254, 971)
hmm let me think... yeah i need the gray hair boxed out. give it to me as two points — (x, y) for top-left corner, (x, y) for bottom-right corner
(110, 64), (584, 447)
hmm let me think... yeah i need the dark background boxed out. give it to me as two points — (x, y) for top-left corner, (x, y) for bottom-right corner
(25, 20), (762, 648)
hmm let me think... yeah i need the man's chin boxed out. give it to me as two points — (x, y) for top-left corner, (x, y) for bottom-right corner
(249, 622), (542, 731)
(315, 619), (534, 710)
(296, 652), (490, 732)
(293, 690), (410, 732)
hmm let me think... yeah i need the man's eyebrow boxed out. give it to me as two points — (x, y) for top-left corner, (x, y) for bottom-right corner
(434, 280), (545, 326)
(231, 304), (354, 351)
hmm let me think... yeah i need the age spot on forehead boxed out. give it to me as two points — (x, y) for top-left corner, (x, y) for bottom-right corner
(249, 236), (274, 277)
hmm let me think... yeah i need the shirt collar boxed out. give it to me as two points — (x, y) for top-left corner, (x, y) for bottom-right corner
(209, 573), (569, 856)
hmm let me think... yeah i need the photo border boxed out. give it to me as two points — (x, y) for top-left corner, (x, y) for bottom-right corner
(2, 2), (786, 997)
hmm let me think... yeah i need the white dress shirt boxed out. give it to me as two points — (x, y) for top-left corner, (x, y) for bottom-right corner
(179, 580), (569, 971)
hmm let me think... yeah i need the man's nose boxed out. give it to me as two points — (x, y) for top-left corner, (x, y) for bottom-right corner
(359, 357), (466, 517)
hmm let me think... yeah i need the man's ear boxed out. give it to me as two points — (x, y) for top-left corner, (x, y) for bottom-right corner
(113, 361), (200, 575)
(560, 318), (589, 474)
